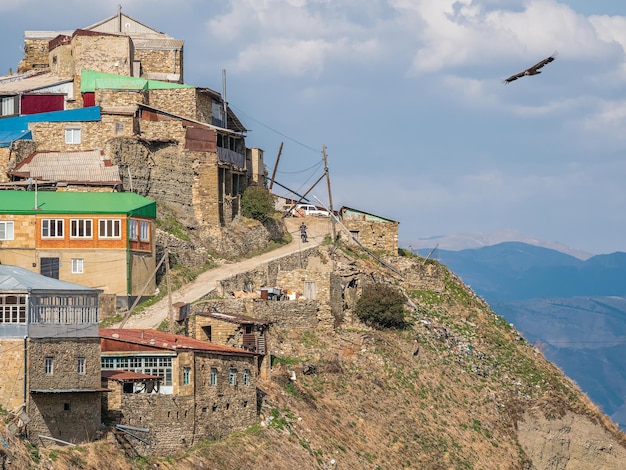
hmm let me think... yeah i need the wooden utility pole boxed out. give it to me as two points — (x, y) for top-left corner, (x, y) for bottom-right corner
(165, 245), (173, 332)
(323, 145), (336, 242)
(269, 142), (283, 191)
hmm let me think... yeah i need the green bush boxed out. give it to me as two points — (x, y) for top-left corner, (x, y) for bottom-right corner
(241, 185), (276, 222)
(354, 282), (408, 329)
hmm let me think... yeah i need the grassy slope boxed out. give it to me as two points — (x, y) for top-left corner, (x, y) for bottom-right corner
(12, 253), (626, 469)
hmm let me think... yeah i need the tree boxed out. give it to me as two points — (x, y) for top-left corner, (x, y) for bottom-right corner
(241, 185), (276, 222)
(354, 282), (408, 329)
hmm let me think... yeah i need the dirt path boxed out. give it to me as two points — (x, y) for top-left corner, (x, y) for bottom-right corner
(115, 217), (332, 329)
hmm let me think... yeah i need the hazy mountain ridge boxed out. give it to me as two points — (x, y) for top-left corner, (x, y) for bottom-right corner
(414, 241), (626, 431)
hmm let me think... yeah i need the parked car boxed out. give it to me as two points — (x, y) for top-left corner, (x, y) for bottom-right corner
(288, 204), (330, 218)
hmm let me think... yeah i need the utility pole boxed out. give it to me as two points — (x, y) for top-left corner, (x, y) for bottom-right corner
(323, 145), (336, 242)
(165, 244), (173, 332)
(269, 142), (283, 191)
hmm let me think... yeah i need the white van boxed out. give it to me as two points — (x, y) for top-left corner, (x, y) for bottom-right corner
(289, 204), (330, 218)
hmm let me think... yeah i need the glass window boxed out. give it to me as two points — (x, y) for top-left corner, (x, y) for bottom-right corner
(42, 219), (64, 238)
(129, 220), (138, 240)
(45, 357), (53, 375)
(0, 221), (14, 240)
(210, 368), (217, 386)
(229, 368), (237, 386)
(183, 367), (191, 385)
(77, 357), (85, 375)
(65, 127), (81, 144)
(0, 295), (27, 324)
(243, 369), (250, 386)
(140, 220), (150, 242)
(99, 219), (121, 239)
(71, 258), (84, 274)
(70, 219), (92, 238)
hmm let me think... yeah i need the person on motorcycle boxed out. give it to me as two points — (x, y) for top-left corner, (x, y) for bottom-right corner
(299, 222), (308, 242)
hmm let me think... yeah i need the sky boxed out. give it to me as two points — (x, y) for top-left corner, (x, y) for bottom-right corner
(2, 0), (626, 255)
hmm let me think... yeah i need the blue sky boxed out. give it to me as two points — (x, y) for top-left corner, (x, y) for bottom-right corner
(2, 0), (626, 255)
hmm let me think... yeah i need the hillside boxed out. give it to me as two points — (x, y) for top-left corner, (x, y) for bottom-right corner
(11, 245), (626, 469)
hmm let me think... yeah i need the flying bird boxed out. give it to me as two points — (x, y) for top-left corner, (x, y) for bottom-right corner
(503, 54), (557, 84)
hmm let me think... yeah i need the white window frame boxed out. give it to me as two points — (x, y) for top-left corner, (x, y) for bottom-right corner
(99, 219), (121, 239)
(210, 368), (217, 386)
(139, 220), (150, 242)
(1, 96), (15, 116)
(229, 368), (237, 386)
(77, 357), (85, 375)
(129, 220), (138, 240)
(0, 221), (14, 240)
(183, 367), (191, 385)
(65, 126), (81, 144)
(41, 219), (64, 239)
(70, 219), (92, 239)
(71, 258), (84, 274)
(0, 295), (27, 324)
(45, 357), (53, 375)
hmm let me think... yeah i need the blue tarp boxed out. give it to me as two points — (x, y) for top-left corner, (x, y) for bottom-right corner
(0, 129), (32, 147)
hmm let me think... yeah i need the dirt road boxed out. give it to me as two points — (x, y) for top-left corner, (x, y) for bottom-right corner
(116, 216), (333, 329)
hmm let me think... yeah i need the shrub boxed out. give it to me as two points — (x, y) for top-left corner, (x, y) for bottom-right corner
(241, 185), (276, 222)
(354, 282), (408, 329)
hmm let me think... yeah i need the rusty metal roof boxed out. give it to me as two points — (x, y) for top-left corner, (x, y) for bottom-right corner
(100, 328), (258, 356)
(0, 71), (71, 95)
(10, 150), (122, 185)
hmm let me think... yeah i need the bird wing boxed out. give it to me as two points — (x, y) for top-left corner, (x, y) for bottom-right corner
(503, 71), (525, 84)
(527, 55), (556, 73)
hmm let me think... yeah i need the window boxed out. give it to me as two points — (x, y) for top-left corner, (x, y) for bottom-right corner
(77, 357), (85, 375)
(71, 258), (84, 274)
(42, 219), (64, 238)
(115, 121), (124, 135)
(183, 367), (191, 385)
(100, 355), (173, 386)
(129, 220), (138, 240)
(64, 403), (70, 411)
(1, 96), (15, 116)
(70, 219), (92, 238)
(45, 357), (53, 375)
(0, 221), (14, 240)
(229, 368), (237, 386)
(210, 368), (217, 386)
(99, 219), (121, 239)
(0, 295), (26, 323)
(243, 369), (250, 386)
(140, 220), (150, 241)
(65, 127), (81, 144)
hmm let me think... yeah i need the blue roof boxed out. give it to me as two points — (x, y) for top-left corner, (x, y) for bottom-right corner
(0, 129), (32, 147)
(0, 107), (101, 134)
(0, 265), (98, 293)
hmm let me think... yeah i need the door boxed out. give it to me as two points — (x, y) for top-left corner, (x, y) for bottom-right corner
(304, 281), (317, 300)
(40, 258), (60, 279)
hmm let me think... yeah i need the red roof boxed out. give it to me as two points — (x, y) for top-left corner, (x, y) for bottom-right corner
(102, 370), (162, 382)
(99, 328), (257, 356)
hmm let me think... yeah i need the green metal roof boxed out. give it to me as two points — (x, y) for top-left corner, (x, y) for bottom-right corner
(0, 191), (156, 218)
(80, 69), (193, 93)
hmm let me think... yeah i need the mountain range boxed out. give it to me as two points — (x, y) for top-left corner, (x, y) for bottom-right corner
(414, 240), (626, 431)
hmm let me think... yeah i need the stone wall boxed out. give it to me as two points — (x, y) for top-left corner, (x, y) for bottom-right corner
(0, 338), (26, 410)
(149, 88), (199, 122)
(29, 120), (110, 152)
(28, 391), (102, 444)
(18, 39), (50, 73)
(0, 141), (38, 184)
(135, 48), (182, 80)
(71, 35), (133, 78)
(97, 89), (147, 108)
(340, 219), (399, 254)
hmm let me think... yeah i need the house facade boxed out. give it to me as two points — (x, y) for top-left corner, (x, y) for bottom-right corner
(0, 190), (156, 306)
(100, 328), (259, 455)
(0, 265), (105, 444)
(340, 206), (400, 254)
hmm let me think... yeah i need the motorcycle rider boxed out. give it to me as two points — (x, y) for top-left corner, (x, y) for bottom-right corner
(299, 222), (308, 242)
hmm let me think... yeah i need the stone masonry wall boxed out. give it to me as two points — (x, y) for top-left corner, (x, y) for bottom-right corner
(341, 220), (399, 254)
(72, 35), (133, 78)
(97, 89), (147, 108)
(0, 141), (38, 184)
(0, 338), (26, 411)
(148, 88), (198, 122)
(135, 49), (182, 79)
(29, 120), (112, 152)
(18, 38), (50, 73)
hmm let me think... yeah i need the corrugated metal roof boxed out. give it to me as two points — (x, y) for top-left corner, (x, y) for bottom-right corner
(198, 311), (270, 325)
(0, 130), (32, 148)
(102, 370), (162, 382)
(0, 265), (97, 292)
(10, 150), (122, 185)
(132, 38), (184, 50)
(0, 72), (72, 94)
(81, 69), (192, 93)
(0, 190), (156, 217)
(100, 328), (258, 355)
(0, 107), (101, 133)
(24, 30), (73, 40)
(340, 206), (399, 223)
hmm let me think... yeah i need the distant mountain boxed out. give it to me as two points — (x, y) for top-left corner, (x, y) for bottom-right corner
(414, 242), (626, 431)
(405, 230), (593, 260)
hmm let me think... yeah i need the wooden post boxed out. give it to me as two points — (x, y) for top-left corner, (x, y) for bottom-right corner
(165, 245), (173, 332)
(269, 142), (283, 191)
(323, 145), (336, 242)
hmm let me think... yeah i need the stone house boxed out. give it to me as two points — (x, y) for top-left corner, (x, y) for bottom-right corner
(0, 190), (156, 307)
(99, 328), (259, 455)
(191, 311), (272, 379)
(0, 265), (105, 445)
(339, 206), (400, 254)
